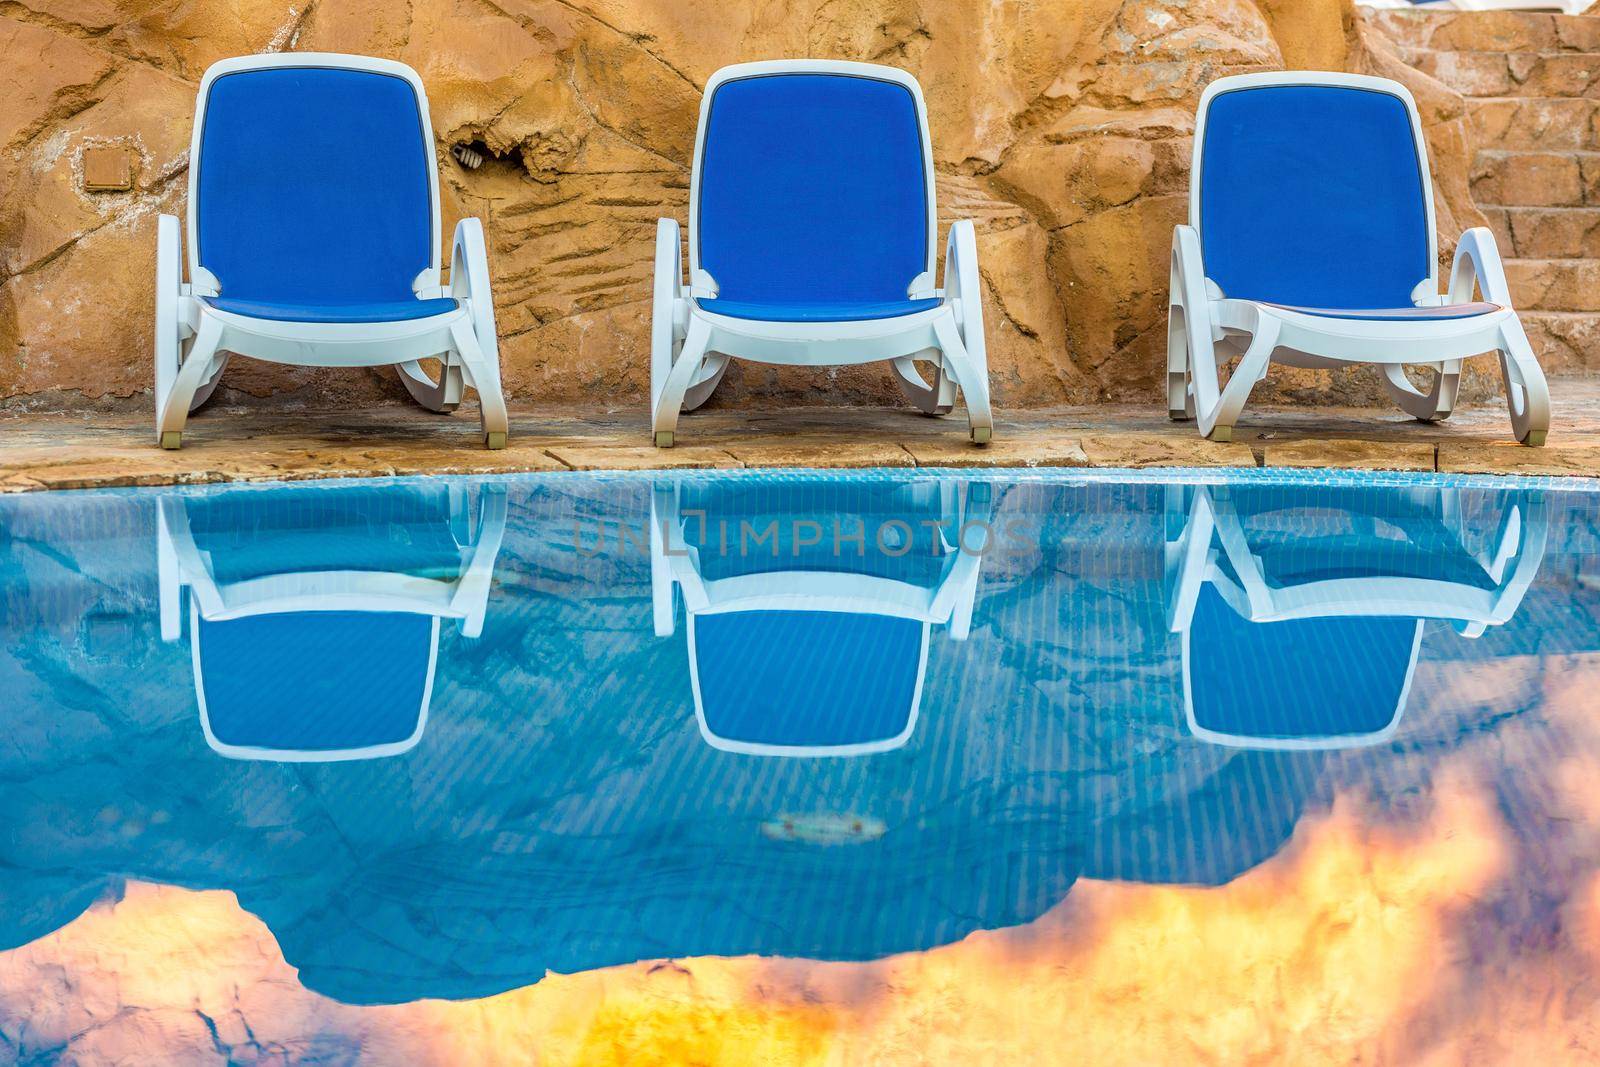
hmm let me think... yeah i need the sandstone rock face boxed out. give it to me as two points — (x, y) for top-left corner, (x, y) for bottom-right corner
(0, 0), (1485, 413)
(1373, 7), (1600, 380)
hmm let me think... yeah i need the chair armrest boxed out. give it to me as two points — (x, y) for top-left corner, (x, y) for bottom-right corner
(649, 482), (681, 637)
(656, 218), (717, 300)
(655, 217), (681, 288)
(1448, 226), (1514, 307)
(1486, 496), (1550, 625)
(156, 497), (184, 642)
(940, 219), (978, 304)
(1171, 224), (1212, 315)
(450, 217), (491, 289)
(449, 217), (501, 373)
(164, 212), (222, 300)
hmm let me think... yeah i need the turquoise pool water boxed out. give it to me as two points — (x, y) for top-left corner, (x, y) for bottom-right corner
(1, 468), (1598, 1061)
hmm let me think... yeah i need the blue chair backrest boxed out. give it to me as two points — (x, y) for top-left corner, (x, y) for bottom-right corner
(1198, 84), (1431, 309)
(696, 73), (929, 306)
(693, 609), (924, 749)
(199, 611), (433, 753)
(1188, 587), (1417, 743)
(196, 66), (434, 306)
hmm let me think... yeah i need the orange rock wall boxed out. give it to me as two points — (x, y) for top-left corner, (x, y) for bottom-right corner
(0, 0), (1476, 412)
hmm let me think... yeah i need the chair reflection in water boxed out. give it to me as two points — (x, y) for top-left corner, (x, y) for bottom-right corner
(1166, 482), (1547, 749)
(157, 482), (508, 761)
(650, 478), (989, 756)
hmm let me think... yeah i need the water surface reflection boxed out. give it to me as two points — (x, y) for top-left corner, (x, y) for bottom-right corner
(0, 471), (1597, 1062)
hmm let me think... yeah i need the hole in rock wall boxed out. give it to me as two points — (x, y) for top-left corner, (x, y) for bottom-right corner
(450, 139), (526, 176)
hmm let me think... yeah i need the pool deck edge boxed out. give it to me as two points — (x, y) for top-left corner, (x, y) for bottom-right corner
(6, 392), (1600, 492)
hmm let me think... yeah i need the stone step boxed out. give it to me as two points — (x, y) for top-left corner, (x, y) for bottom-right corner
(1470, 97), (1600, 152)
(1368, 9), (1600, 54)
(1504, 258), (1600, 312)
(1484, 206), (1600, 258)
(1523, 311), (1600, 373)
(1472, 150), (1600, 207)
(1400, 48), (1600, 98)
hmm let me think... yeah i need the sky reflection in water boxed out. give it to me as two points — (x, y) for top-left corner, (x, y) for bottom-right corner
(1, 470), (1598, 1064)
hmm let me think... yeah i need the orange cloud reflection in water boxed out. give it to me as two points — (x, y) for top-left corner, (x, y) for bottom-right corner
(8, 659), (1600, 1063)
(0, 768), (1558, 1066)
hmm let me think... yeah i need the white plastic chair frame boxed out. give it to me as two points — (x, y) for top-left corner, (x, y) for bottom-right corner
(651, 59), (993, 448)
(156, 484), (509, 761)
(649, 479), (988, 757)
(1168, 71), (1551, 446)
(154, 53), (509, 450)
(1164, 482), (1548, 749)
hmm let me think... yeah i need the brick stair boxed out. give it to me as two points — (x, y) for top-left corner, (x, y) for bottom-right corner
(1370, 7), (1600, 373)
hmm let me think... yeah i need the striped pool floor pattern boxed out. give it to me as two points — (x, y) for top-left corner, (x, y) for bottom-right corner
(0, 468), (1597, 1059)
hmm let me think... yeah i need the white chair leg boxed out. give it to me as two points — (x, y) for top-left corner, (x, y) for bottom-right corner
(447, 218), (507, 447)
(156, 316), (224, 449)
(653, 218), (689, 414)
(652, 317), (711, 447)
(154, 213), (182, 405)
(892, 351), (956, 415)
(188, 351), (232, 411)
(398, 358), (465, 413)
(1380, 361), (1460, 422)
(450, 319), (509, 449)
(942, 219), (992, 443)
(1168, 228), (1213, 428)
(1167, 306), (1197, 422)
(1498, 318), (1551, 447)
(932, 316), (993, 444)
(1195, 318), (1277, 443)
(155, 213), (225, 427)
(683, 353), (731, 412)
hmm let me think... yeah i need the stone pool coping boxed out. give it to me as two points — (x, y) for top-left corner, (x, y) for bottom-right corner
(7, 383), (1600, 492)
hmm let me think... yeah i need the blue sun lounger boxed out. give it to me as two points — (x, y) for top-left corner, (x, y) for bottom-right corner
(1166, 483), (1547, 748)
(650, 61), (993, 446)
(157, 483), (507, 761)
(650, 479), (986, 756)
(1169, 72), (1550, 445)
(154, 53), (508, 449)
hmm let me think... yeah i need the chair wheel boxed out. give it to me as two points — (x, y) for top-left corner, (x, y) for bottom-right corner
(654, 431), (675, 448)
(160, 431), (182, 450)
(970, 426), (992, 446)
(484, 431), (507, 450)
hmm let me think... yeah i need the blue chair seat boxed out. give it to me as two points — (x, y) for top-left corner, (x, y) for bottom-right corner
(683, 481), (954, 588)
(187, 485), (465, 585)
(697, 297), (941, 324)
(204, 296), (459, 324)
(1261, 301), (1501, 323)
